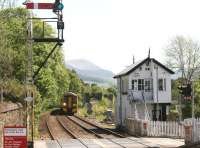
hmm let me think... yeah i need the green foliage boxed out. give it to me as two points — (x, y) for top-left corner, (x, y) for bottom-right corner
(168, 105), (179, 121)
(171, 78), (200, 119)
(194, 79), (200, 117)
(78, 107), (88, 117)
(90, 83), (103, 100)
(92, 101), (106, 122)
(182, 101), (192, 119)
(171, 79), (180, 101)
(0, 8), (117, 134)
(0, 8), (74, 109)
(68, 70), (83, 93)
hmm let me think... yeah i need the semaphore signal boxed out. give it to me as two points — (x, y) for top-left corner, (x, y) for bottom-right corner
(25, 3), (54, 9)
(24, 1), (64, 11)
(22, 1), (65, 147)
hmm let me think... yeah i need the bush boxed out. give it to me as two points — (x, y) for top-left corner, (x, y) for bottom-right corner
(78, 107), (88, 117)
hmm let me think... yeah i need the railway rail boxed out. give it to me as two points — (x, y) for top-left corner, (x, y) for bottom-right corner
(43, 112), (155, 147)
(0, 103), (22, 113)
(71, 115), (154, 147)
(57, 116), (98, 139)
(45, 115), (99, 139)
(68, 115), (125, 139)
(46, 115), (74, 140)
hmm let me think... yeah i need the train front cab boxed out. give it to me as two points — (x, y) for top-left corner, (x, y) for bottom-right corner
(62, 92), (78, 115)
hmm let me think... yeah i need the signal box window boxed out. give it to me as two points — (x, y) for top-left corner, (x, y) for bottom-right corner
(138, 79), (144, 91)
(132, 80), (137, 90)
(145, 79), (151, 92)
(158, 78), (166, 91)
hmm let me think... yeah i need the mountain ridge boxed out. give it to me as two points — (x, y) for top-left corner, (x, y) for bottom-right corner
(65, 59), (115, 86)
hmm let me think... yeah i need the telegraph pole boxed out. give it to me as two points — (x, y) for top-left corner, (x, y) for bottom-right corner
(192, 82), (195, 118)
(179, 68), (184, 121)
(24, 0), (34, 147)
(23, 1), (65, 147)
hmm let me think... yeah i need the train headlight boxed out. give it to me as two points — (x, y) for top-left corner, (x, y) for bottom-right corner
(63, 102), (66, 106)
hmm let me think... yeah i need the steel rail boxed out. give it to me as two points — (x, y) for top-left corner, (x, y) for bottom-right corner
(46, 115), (75, 140)
(66, 116), (103, 138)
(74, 115), (125, 138)
(68, 116), (128, 148)
(56, 116), (92, 148)
(45, 118), (56, 140)
(74, 115), (154, 147)
(56, 116), (78, 139)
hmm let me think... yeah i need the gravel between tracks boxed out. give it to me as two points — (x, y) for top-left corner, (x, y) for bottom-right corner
(47, 116), (73, 139)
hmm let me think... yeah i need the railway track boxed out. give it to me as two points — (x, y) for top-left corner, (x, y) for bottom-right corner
(46, 115), (74, 140)
(57, 116), (98, 139)
(71, 115), (125, 138)
(44, 113), (154, 147)
(46, 115), (99, 140)
(71, 115), (154, 147)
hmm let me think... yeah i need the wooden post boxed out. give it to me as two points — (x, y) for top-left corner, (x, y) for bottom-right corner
(1, 87), (3, 103)
(142, 121), (148, 136)
(192, 82), (194, 118)
(184, 125), (193, 144)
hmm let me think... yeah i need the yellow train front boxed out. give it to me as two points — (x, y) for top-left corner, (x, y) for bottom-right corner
(61, 92), (78, 115)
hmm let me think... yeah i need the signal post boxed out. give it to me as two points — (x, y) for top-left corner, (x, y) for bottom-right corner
(178, 82), (194, 119)
(23, 1), (64, 147)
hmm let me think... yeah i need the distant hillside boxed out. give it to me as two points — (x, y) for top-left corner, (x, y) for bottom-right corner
(66, 59), (115, 87)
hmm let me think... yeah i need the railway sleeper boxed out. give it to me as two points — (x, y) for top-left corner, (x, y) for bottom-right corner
(56, 116), (78, 139)
(66, 116), (103, 138)
(74, 115), (125, 138)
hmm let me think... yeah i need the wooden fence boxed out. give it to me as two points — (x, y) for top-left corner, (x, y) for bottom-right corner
(126, 117), (200, 142)
(147, 120), (185, 138)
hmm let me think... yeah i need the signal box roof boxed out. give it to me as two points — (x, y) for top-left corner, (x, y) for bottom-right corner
(114, 57), (174, 78)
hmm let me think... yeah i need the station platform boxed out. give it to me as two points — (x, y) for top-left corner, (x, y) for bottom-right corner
(34, 137), (184, 148)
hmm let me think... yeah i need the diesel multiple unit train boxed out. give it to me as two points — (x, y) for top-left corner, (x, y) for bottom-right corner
(60, 92), (78, 115)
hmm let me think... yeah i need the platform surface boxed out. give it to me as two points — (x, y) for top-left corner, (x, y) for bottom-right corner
(34, 137), (184, 148)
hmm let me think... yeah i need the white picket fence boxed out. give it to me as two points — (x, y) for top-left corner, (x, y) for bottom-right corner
(147, 120), (185, 138)
(184, 118), (200, 143)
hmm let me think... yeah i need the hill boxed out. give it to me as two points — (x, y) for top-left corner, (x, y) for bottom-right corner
(66, 59), (115, 87)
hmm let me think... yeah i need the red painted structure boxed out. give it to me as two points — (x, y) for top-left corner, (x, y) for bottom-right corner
(25, 3), (54, 9)
(3, 126), (27, 148)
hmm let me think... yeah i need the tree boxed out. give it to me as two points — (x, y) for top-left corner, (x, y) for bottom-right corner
(68, 70), (83, 93)
(165, 36), (200, 84)
(0, 8), (71, 109)
(0, 0), (17, 9)
(0, 12), (14, 103)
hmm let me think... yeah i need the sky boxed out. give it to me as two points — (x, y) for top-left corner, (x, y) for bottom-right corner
(18, 0), (200, 74)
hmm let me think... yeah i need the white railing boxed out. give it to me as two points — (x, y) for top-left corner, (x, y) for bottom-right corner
(193, 120), (200, 142)
(147, 120), (185, 138)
